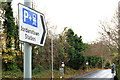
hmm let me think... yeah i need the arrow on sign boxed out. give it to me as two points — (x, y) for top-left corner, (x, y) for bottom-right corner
(40, 15), (46, 44)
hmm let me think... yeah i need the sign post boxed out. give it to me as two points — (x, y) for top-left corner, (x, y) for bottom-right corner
(24, 1), (32, 80)
(86, 61), (89, 72)
(60, 62), (65, 78)
(62, 62), (65, 78)
(18, 1), (47, 79)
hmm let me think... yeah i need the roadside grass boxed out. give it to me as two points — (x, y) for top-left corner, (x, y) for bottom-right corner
(2, 71), (23, 78)
(2, 67), (101, 78)
(64, 67), (101, 78)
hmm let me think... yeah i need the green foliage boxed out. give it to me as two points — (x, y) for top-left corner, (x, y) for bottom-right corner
(4, 2), (15, 48)
(86, 56), (102, 68)
(33, 64), (45, 74)
(115, 64), (120, 80)
(66, 29), (85, 70)
(65, 29), (103, 70)
(32, 37), (51, 71)
(112, 54), (120, 79)
(112, 56), (120, 80)
(1, 2), (8, 9)
(3, 62), (21, 72)
(104, 61), (110, 69)
(113, 52), (119, 57)
(2, 2), (20, 72)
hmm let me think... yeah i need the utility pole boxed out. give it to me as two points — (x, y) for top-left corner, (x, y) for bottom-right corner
(51, 36), (54, 80)
(118, 1), (120, 65)
(24, 0), (32, 80)
(102, 56), (103, 69)
(101, 40), (103, 69)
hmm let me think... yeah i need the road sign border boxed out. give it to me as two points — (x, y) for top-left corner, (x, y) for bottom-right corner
(18, 3), (47, 46)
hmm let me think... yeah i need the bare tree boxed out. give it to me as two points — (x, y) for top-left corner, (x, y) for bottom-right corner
(98, 10), (118, 53)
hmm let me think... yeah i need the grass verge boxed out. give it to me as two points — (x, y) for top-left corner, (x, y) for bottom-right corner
(2, 67), (101, 79)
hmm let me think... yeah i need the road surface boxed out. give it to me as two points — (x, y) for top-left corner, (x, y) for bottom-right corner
(68, 69), (115, 80)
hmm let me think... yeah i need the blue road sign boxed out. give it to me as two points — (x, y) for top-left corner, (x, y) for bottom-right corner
(19, 3), (47, 46)
(23, 8), (38, 27)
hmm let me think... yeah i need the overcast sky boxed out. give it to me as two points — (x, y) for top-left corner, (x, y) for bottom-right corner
(12, 0), (119, 43)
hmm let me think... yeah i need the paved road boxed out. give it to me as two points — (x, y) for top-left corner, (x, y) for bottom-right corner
(68, 69), (115, 80)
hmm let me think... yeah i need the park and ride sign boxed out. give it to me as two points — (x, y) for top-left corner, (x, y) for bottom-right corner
(18, 3), (47, 46)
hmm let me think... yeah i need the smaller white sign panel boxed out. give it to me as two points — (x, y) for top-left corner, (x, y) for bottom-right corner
(18, 3), (47, 46)
(59, 68), (64, 73)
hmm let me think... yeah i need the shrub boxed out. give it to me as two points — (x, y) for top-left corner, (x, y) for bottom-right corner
(3, 62), (21, 72)
(104, 61), (110, 69)
(33, 64), (45, 74)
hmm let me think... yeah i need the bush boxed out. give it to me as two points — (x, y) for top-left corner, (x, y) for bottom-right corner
(33, 64), (45, 74)
(104, 61), (110, 69)
(116, 64), (120, 80)
(3, 62), (21, 72)
(85, 56), (102, 68)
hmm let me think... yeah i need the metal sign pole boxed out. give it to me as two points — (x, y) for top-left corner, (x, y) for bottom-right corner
(87, 65), (88, 71)
(86, 61), (88, 72)
(102, 57), (103, 69)
(51, 36), (54, 80)
(24, 0), (32, 80)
